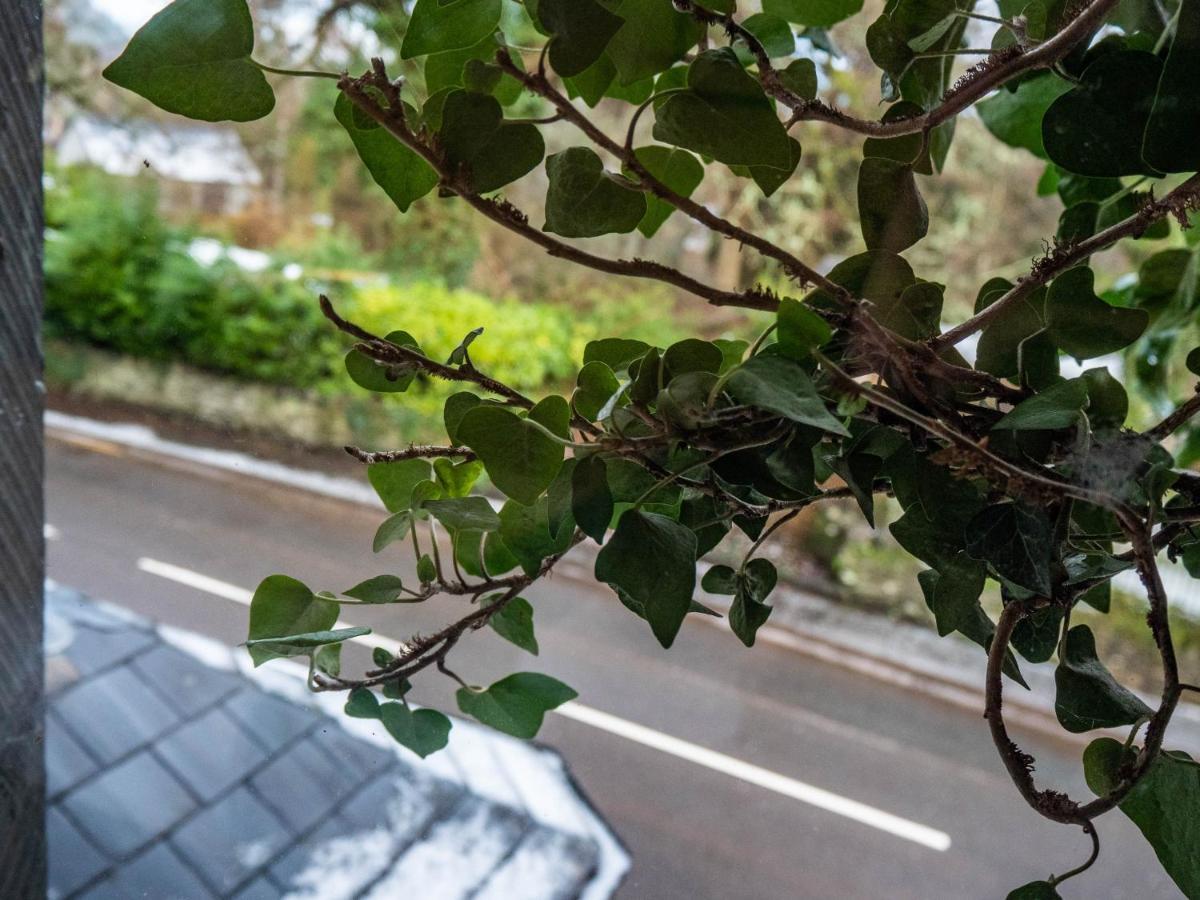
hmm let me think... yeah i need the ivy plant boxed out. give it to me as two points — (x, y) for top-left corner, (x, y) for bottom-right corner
(107, 0), (1200, 893)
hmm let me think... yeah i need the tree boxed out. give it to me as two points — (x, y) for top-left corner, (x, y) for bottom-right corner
(103, 0), (1200, 894)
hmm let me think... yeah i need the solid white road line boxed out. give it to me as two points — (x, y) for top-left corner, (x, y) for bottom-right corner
(135, 556), (953, 853)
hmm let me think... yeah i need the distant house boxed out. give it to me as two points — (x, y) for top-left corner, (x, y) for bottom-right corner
(52, 114), (263, 216)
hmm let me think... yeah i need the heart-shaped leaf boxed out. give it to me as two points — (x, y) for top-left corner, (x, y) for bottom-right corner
(373, 512), (414, 553)
(731, 558), (776, 647)
(544, 147), (647, 238)
(965, 503), (1054, 596)
(1055, 625), (1152, 732)
(486, 595), (539, 655)
(368, 459), (432, 512)
(726, 356), (850, 436)
(334, 95), (437, 213)
(345, 330), (423, 393)
(380, 702), (453, 757)
(653, 48), (793, 170)
(438, 91), (545, 193)
(537, 0), (624, 78)
(1142, 0), (1200, 173)
(571, 455), (614, 544)
(246, 575), (339, 666)
(764, 0), (863, 27)
(595, 510), (697, 647)
(991, 378), (1088, 431)
(423, 497), (501, 532)
(628, 146), (704, 237)
(456, 406), (564, 505)
(456, 672), (577, 738)
(343, 575), (412, 604)
(978, 73), (1072, 160)
(1041, 51), (1162, 177)
(777, 298), (832, 360)
(400, 0), (502, 59)
(605, 0), (702, 84)
(103, 0), (275, 123)
(1045, 267), (1148, 360)
(344, 688), (380, 719)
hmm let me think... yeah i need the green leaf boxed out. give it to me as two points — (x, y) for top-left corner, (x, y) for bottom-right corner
(344, 688), (380, 719)
(663, 339), (723, 379)
(595, 510), (698, 648)
(777, 298), (831, 360)
(400, 0), (502, 59)
(857, 158), (928, 253)
(731, 558), (776, 647)
(1084, 738), (1200, 897)
(425, 35), (523, 105)
(343, 575), (411, 604)
(606, 0), (702, 84)
(726, 355), (850, 436)
(102, 0), (274, 123)
(434, 458), (483, 498)
(444, 392), (482, 444)
(423, 497), (501, 532)
(1041, 51), (1162, 177)
(738, 14), (797, 58)
(245, 625), (370, 653)
(438, 91), (545, 193)
(574, 361), (623, 421)
(1055, 625), (1152, 732)
(380, 702), (453, 757)
(416, 554), (437, 584)
(1005, 882), (1061, 900)
(1142, 0), (1200, 173)
(538, 0), (624, 78)
(653, 49), (793, 170)
(778, 59), (818, 100)
(965, 503), (1053, 595)
(446, 327), (483, 367)
(764, 0), (863, 27)
(368, 459), (432, 512)
(1045, 267), (1148, 360)
(487, 596), (539, 655)
(1188, 347), (1200, 377)
(1080, 367), (1128, 429)
(334, 94), (437, 213)
(862, 101), (933, 174)
(457, 406), (564, 505)
(629, 146), (704, 237)
(991, 378), (1087, 431)
(978, 74), (1072, 160)
(456, 672), (578, 738)
(544, 147), (646, 238)
(373, 511), (413, 553)
(498, 498), (572, 576)
(976, 283), (1045, 379)
(702, 564), (739, 594)
(246, 575), (338, 666)
(572, 455), (614, 544)
(345, 330), (422, 393)
(584, 338), (652, 371)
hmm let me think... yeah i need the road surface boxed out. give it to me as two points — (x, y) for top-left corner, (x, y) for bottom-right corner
(45, 432), (1183, 899)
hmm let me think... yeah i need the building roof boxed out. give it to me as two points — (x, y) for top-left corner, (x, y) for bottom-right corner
(44, 585), (629, 899)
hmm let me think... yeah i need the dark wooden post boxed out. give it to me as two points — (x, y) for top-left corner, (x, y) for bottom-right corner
(0, 1), (46, 896)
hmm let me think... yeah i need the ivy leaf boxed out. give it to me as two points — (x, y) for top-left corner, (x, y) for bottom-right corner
(433, 458), (483, 498)
(1084, 738), (1200, 897)
(584, 338), (652, 372)
(457, 406), (564, 505)
(731, 558), (776, 647)
(862, 101), (932, 174)
(456, 672), (577, 738)
(425, 35), (523, 105)
(965, 503), (1053, 596)
(726, 356), (850, 436)
(344, 688), (380, 719)
(857, 158), (928, 253)
(538, 0), (624, 78)
(1045, 267), (1148, 360)
(438, 91), (545, 193)
(487, 596), (539, 655)
(400, 0), (502, 59)
(777, 298), (832, 360)
(1142, 0), (1200, 173)
(102, 0), (275, 123)
(975, 282), (1045, 379)
(368, 459), (432, 513)
(977, 73), (1072, 160)
(1080, 367), (1128, 429)
(1005, 883), (1061, 900)
(245, 625), (370, 655)
(1041, 51), (1162, 177)
(991, 378), (1088, 431)
(334, 94), (437, 213)
(446, 327), (483, 367)
(653, 48), (793, 170)
(345, 330), (422, 393)
(595, 510), (698, 648)
(246, 575), (339, 666)
(342, 575), (411, 604)
(629, 146), (704, 237)
(574, 361), (623, 421)
(423, 497), (501, 532)
(380, 702), (453, 758)
(416, 553), (437, 584)
(544, 147), (647, 238)
(498, 498), (572, 576)
(606, 0), (702, 84)
(572, 455), (615, 544)
(764, 0), (863, 27)
(444, 392), (482, 445)
(373, 512), (413, 553)
(1055, 625), (1152, 732)
(778, 58), (818, 100)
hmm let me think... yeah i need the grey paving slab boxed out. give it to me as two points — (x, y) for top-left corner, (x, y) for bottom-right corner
(250, 740), (346, 834)
(45, 709), (99, 798)
(61, 622), (156, 677)
(230, 876), (282, 900)
(223, 689), (314, 753)
(83, 842), (216, 900)
(54, 664), (180, 764)
(170, 787), (291, 895)
(132, 642), (242, 717)
(63, 750), (196, 858)
(156, 706), (268, 802)
(47, 807), (109, 899)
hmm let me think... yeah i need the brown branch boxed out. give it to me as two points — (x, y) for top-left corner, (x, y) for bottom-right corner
(345, 444), (476, 464)
(934, 173), (1200, 350)
(1147, 386), (1200, 442)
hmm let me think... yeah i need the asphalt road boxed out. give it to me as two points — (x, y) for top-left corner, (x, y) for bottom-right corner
(45, 433), (1184, 899)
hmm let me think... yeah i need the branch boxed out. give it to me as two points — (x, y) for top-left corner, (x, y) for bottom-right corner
(345, 444), (476, 464)
(933, 173), (1200, 350)
(1147, 386), (1200, 442)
